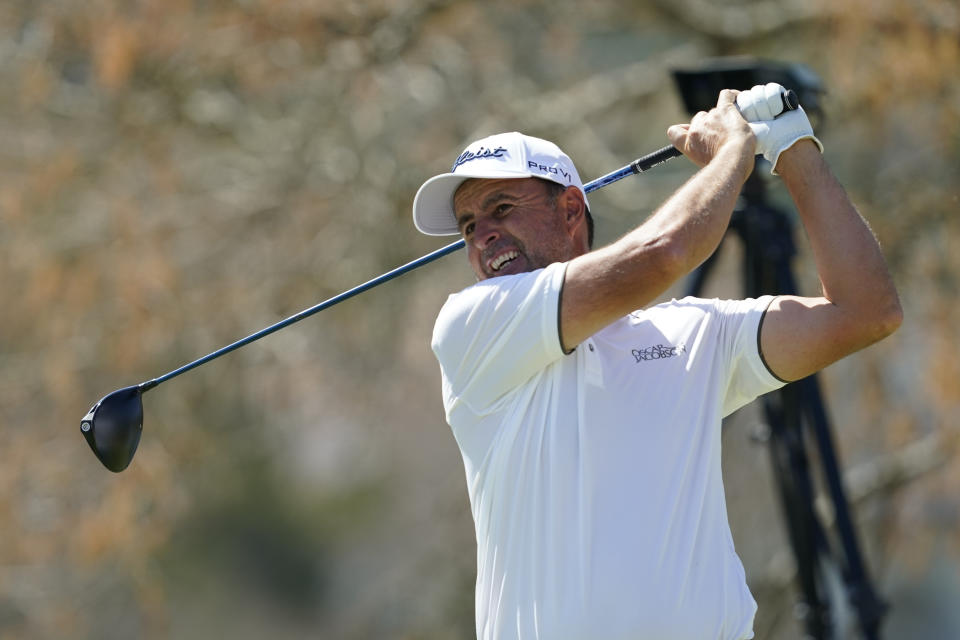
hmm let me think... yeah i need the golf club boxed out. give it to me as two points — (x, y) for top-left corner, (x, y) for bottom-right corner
(81, 88), (799, 473)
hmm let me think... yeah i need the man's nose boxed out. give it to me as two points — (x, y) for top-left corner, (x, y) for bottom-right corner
(471, 219), (500, 249)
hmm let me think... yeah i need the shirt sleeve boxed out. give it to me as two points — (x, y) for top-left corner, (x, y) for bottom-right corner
(431, 262), (567, 416)
(717, 295), (788, 417)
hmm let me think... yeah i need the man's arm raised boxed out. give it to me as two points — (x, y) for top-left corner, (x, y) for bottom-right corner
(559, 90), (755, 352)
(758, 141), (902, 381)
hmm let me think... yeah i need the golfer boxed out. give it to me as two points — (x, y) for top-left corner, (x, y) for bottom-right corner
(412, 85), (901, 639)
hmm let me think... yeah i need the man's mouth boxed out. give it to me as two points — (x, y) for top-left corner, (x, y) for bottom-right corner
(489, 250), (519, 273)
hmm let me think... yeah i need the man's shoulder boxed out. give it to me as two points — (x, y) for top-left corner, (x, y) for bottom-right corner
(435, 274), (525, 328)
(432, 263), (567, 350)
(437, 264), (565, 320)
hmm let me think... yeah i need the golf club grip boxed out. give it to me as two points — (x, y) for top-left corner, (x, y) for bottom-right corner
(584, 145), (682, 192)
(781, 88), (800, 112)
(739, 87), (800, 118)
(631, 145), (683, 174)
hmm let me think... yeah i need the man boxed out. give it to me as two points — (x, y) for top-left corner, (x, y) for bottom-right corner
(411, 85), (901, 639)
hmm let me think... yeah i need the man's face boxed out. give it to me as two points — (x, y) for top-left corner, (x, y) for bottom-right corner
(454, 178), (581, 281)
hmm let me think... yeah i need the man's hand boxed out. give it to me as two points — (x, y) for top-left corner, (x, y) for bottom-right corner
(736, 83), (823, 175)
(667, 89), (756, 170)
(735, 82), (792, 121)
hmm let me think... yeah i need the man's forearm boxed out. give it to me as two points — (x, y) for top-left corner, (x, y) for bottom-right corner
(638, 141), (755, 276)
(560, 141), (754, 350)
(778, 142), (902, 337)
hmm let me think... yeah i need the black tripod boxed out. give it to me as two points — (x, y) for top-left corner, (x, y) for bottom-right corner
(685, 171), (888, 640)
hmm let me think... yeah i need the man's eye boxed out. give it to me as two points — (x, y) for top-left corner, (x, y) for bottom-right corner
(463, 222), (475, 236)
(495, 204), (512, 215)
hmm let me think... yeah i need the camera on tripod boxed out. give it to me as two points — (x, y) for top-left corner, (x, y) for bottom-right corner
(672, 57), (825, 127)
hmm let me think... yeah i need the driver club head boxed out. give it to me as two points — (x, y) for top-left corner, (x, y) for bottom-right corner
(80, 385), (144, 472)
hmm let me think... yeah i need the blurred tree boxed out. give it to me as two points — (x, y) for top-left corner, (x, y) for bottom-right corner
(0, 0), (956, 638)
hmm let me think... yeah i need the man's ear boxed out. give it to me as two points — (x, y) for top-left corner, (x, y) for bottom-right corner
(561, 186), (587, 241)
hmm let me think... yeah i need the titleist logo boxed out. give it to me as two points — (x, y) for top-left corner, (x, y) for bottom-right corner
(452, 146), (507, 171)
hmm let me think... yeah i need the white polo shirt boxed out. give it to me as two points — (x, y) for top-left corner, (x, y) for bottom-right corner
(432, 262), (786, 640)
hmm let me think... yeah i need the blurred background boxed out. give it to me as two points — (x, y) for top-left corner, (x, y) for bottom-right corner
(1, 0), (957, 638)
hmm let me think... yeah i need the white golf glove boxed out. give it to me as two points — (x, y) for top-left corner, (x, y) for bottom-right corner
(737, 82), (823, 175)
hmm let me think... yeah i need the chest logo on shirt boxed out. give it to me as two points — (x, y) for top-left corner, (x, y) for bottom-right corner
(631, 343), (686, 363)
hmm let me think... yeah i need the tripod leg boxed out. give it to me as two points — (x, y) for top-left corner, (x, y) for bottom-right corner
(763, 384), (832, 639)
(799, 375), (888, 640)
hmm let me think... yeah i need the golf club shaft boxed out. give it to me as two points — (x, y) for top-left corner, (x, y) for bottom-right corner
(138, 144), (684, 393)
